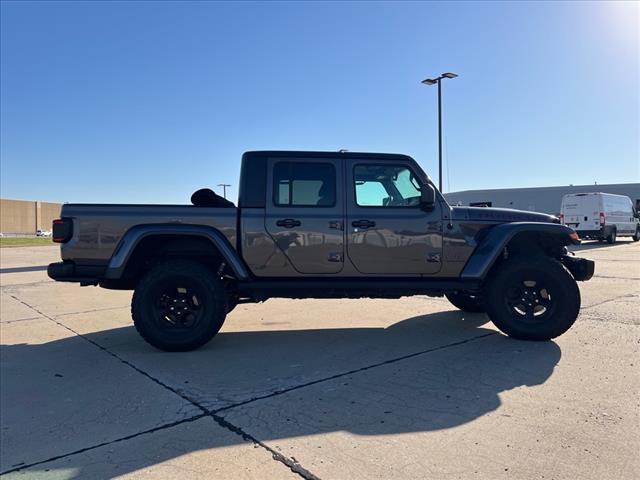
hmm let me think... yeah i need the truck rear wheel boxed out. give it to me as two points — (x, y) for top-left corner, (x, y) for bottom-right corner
(484, 256), (580, 341)
(606, 228), (616, 244)
(632, 228), (639, 242)
(132, 260), (227, 351)
(445, 291), (485, 313)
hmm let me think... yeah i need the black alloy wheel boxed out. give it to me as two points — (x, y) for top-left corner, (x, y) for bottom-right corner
(503, 278), (555, 323)
(154, 284), (204, 331)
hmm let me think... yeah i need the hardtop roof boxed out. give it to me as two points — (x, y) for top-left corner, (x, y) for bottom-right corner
(242, 150), (415, 162)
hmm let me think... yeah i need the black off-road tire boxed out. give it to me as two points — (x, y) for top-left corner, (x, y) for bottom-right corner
(484, 256), (580, 341)
(132, 260), (227, 351)
(632, 228), (640, 242)
(606, 228), (616, 244)
(445, 291), (485, 313)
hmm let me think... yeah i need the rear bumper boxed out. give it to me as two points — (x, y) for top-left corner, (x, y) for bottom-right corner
(47, 261), (101, 285)
(574, 228), (605, 239)
(561, 256), (595, 281)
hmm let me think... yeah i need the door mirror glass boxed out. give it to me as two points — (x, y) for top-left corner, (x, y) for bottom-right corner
(420, 184), (436, 211)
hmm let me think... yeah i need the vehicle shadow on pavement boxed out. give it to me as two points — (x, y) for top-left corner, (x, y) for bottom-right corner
(570, 239), (635, 251)
(0, 265), (48, 274)
(1, 311), (562, 477)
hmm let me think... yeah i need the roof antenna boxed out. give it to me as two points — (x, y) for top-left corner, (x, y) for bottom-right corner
(338, 149), (349, 153)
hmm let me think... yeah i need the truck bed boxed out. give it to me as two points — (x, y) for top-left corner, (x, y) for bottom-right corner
(60, 204), (237, 265)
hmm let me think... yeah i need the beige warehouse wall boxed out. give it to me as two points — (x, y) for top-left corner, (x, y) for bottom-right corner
(1, 199), (61, 234)
(38, 202), (62, 230)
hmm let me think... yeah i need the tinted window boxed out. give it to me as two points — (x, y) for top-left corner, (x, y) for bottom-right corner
(273, 162), (336, 207)
(354, 165), (422, 207)
(239, 154), (266, 208)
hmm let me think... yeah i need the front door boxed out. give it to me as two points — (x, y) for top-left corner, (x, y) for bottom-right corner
(345, 160), (443, 275)
(265, 157), (344, 274)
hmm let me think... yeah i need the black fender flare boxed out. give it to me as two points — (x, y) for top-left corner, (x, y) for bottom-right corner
(102, 224), (251, 281)
(460, 222), (579, 280)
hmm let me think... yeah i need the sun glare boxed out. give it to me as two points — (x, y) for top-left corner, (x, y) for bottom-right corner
(601, 1), (639, 51)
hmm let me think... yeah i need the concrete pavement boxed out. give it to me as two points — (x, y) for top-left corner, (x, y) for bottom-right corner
(1, 243), (638, 479)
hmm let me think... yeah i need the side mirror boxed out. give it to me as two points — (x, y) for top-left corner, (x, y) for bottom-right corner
(420, 184), (436, 211)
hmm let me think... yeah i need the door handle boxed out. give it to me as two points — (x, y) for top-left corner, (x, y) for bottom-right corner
(352, 219), (376, 229)
(276, 218), (301, 228)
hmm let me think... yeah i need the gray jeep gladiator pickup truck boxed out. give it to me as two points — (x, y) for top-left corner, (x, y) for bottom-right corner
(48, 151), (595, 351)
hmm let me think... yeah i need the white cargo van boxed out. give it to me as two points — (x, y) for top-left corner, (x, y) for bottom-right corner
(560, 193), (639, 244)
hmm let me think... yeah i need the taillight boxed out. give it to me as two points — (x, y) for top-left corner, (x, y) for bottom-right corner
(52, 218), (73, 243)
(559, 213), (564, 224)
(599, 212), (606, 226)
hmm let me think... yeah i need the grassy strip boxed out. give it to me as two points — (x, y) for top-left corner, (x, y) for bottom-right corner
(0, 237), (56, 248)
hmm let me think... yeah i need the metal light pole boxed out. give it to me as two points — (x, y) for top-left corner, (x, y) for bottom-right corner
(421, 72), (458, 192)
(217, 183), (231, 199)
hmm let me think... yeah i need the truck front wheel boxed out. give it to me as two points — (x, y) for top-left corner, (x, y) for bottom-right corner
(132, 260), (227, 351)
(484, 256), (580, 341)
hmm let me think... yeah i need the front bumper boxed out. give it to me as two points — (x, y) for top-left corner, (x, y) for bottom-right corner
(561, 256), (595, 281)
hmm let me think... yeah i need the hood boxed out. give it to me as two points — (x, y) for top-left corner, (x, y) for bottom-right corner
(451, 206), (558, 224)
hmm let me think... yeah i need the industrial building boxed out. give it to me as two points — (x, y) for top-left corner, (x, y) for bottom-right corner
(1, 184), (639, 235)
(444, 183), (640, 215)
(0, 199), (61, 235)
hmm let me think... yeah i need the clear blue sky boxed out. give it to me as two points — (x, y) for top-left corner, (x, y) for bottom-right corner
(1, 1), (638, 204)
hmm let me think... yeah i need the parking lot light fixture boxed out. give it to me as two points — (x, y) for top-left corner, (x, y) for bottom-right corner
(421, 72), (458, 192)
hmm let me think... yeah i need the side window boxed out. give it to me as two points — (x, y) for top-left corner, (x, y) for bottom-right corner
(273, 162), (336, 207)
(354, 165), (422, 207)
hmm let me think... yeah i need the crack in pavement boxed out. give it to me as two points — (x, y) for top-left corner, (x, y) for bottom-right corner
(592, 275), (640, 280)
(0, 280), (54, 289)
(53, 304), (131, 317)
(3, 293), (318, 479)
(1, 414), (207, 475)
(1, 316), (46, 324)
(3, 292), (496, 479)
(578, 311), (640, 326)
(582, 293), (639, 310)
(213, 331), (498, 414)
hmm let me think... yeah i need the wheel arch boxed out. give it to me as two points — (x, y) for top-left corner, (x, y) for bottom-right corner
(103, 224), (251, 283)
(460, 222), (578, 281)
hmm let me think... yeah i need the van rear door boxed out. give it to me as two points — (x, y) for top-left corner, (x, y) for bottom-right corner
(561, 194), (600, 232)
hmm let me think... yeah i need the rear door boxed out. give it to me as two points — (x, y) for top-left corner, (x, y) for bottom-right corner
(265, 157), (344, 274)
(562, 194), (599, 231)
(345, 159), (443, 275)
